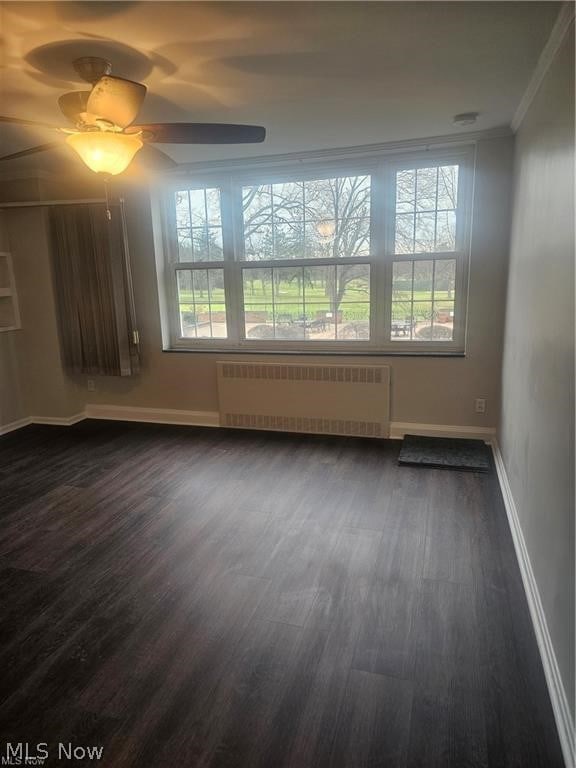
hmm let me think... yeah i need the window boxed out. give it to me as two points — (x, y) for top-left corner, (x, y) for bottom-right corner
(177, 269), (226, 339)
(242, 264), (370, 341)
(175, 188), (223, 262)
(161, 151), (470, 352)
(171, 187), (228, 340)
(242, 176), (371, 261)
(394, 165), (458, 254)
(391, 259), (456, 343)
(391, 164), (460, 344)
(239, 174), (371, 342)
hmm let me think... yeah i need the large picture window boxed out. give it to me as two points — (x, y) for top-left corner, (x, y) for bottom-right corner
(161, 150), (471, 353)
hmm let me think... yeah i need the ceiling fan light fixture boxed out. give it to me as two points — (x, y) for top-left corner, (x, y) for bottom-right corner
(65, 131), (143, 175)
(316, 220), (336, 239)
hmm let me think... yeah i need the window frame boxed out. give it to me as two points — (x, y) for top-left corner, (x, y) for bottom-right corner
(157, 147), (473, 354)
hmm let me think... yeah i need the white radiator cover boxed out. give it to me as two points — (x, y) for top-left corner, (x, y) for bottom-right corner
(217, 361), (390, 438)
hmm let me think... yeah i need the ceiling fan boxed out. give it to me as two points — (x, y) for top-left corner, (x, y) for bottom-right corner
(0, 57), (266, 175)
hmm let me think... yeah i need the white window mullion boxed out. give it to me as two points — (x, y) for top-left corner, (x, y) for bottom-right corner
(163, 191), (185, 345)
(379, 161), (396, 346)
(451, 249), (467, 350)
(365, 165), (383, 347)
(452, 148), (474, 350)
(220, 178), (242, 344)
(169, 265), (182, 342)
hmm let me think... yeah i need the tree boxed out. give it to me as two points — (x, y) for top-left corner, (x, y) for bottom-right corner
(241, 175), (371, 316)
(394, 165), (458, 253)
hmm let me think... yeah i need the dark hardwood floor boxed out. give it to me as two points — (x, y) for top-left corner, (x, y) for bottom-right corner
(0, 421), (564, 767)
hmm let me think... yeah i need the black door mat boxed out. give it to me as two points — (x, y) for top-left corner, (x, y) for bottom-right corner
(398, 434), (491, 472)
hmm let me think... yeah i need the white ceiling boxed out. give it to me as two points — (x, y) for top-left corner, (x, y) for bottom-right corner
(0, 1), (561, 167)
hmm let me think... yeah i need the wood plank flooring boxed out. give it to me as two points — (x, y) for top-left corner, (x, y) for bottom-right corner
(0, 421), (564, 767)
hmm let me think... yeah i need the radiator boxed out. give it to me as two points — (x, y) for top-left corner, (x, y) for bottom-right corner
(216, 361), (390, 438)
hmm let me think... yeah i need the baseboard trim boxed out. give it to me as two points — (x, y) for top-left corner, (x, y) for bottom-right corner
(84, 404), (220, 428)
(31, 413), (86, 426)
(390, 421), (495, 442)
(492, 440), (574, 768)
(0, 413), (87, 434)
(2, 413), (497, 444)
(0, 416), (32, 435)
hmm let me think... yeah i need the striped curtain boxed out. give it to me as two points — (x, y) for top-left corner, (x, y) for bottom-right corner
(49, 202), (139, 376)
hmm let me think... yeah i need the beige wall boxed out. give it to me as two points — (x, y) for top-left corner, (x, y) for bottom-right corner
(0, 134), (513, 430)
(86, 135), (513, 429)
(500, 26), (574, 721)
(0, 332), (26, 427)
(0, 210), (27, 427)
(0, 207), (84, 422)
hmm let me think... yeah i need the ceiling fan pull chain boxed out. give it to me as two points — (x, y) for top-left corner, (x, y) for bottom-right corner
(104, 176), (112, 221)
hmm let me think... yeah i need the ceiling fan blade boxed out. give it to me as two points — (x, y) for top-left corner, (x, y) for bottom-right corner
(137, 143), (178, 171)
(86, 75), (146, 129)
(0, 115), (61, 130)
(129, 123), (266, 144)
(0, 142), (63, 162)
(58, 91), (91, 124)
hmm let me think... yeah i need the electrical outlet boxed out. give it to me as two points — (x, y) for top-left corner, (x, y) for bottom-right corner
(87, 379), (96, 392)
(475, 398), (486, 414)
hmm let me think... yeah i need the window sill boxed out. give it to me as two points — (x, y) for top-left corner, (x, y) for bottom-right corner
(162, 346), (466, 358)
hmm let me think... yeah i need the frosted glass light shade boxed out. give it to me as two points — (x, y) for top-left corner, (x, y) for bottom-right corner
(66, 131), (143, 175)
(316, 220), (336, 239)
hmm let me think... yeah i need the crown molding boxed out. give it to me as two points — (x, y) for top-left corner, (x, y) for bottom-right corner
(0, 128), (513, 183)
(511, 2), (575, 133)
(168, 126), (512, 176)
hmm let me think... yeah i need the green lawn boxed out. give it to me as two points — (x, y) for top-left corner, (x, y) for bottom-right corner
(178, 280), (454, 323)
